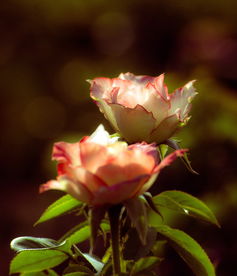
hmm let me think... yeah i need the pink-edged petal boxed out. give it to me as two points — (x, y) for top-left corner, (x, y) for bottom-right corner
(149, 114), (180, 144)
(40, 176), (93, 204)
(52, 142), (81, 167)
(111, 78), (132, 94)
(109, 103), (156, 143)
(91, 96), (119, 132)
(72, 166), (107, 193)
(153, 74), (170, 101)
(169, 80), (197, 120)
(89, 77), (113, 99)
(92, 174), (150, 205)
(141, 85), (170, 125)
(118, 72), (155, 85)
(128, 142), (159, 164)
(154, 149), (188, 173)
(39, 179), (66, 193)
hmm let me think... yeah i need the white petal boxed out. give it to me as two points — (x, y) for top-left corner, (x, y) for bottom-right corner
(88, 124), (119, 145)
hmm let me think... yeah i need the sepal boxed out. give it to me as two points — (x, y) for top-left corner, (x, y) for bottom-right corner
(165, 139), (198, 174)
(124, 197), (148, 245)
(89, 205), (108, 254)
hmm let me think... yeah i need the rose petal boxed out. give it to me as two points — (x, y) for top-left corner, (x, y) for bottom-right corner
(128, 142), (159, 164)
(95, 146), (156, 186)
(118, 72), (155, 85)
(72, 166), (107, 192)
(169, 80), (197, 120)
(87, 124), (119, 145)
(153, 74), (170, 101)
(141, 85), (170, 125)
(39, 176), (93, 204)
(39, 180), (66, 193)
(90, 77), (113, 99)
(109, 103), (156, 143)
(52, 142), (81, 166)
(92, 174), (150, 205)
(150, 114), (180, 144)
(79, 142), (111, 173)
(90, 79), (119, 131)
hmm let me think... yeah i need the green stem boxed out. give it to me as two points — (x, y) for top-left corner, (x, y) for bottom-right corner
(108, 205), (122, 276)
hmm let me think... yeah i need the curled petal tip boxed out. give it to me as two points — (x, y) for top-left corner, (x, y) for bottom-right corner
(39, 180), (63, 194)
(39, 184), (50, 194)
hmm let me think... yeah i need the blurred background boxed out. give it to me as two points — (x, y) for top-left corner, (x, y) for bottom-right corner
(1, 0), (237, 275)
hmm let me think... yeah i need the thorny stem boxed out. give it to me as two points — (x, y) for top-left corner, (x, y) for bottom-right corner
(108, 205), (122, 276)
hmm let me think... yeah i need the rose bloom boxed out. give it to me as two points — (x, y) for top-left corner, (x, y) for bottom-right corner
(89, 73), (197, 144)
(40, 125), (186, 206)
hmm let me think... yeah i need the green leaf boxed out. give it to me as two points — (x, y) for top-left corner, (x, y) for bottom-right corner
(150, 240), (167, 258)
(21, 270), (59, 276)
(124, 197), (148, 245)
(59, 222), (91, 245)
(130, 256), (161, 275)
(81, 253), (104, 273)
(11, 236), (71, 254)
(72, 246), (104, 273)
(63, 273), (93, 276)
(158, 144), (168, 159)
(147, 209), (163, 228)
(20, 273), (45, 276)
(47, 270), (59, 276)
(35, 194), (82, 225)
(10, 250), (68, 274)
(153, 190), (220, 226)
(20, 272), (48, 276)
(155, 225), (216, 276)
(59, 222), (109, 247)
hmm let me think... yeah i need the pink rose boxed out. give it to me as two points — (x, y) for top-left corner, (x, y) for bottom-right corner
(89, 73), (197, 143)
(40, 125), (186, 206)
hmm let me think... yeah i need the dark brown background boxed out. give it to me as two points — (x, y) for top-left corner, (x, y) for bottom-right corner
(1, 0), (237, 275)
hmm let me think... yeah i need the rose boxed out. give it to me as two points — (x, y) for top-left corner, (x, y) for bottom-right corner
(40, 125), (186, 206)
(89, 73), (197, 143)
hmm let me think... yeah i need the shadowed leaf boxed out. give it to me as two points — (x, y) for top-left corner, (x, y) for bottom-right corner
(130, 256), (161, 275)
(124, 197), (148, 245)
(155, 225), (216, 276)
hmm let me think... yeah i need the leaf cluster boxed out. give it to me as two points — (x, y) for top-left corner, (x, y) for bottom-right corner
(10, 185), (218, 275)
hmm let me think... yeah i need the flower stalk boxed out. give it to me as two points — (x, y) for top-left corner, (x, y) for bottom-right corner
(108, 205), (122, 276)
